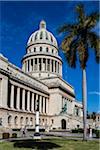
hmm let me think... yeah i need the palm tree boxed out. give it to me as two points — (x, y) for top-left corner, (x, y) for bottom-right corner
(58, 4), (99, 140)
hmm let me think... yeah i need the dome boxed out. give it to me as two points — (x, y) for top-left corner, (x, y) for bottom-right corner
(27, 20), (58, 48)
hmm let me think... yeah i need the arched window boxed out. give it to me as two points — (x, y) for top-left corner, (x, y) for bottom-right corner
(8, 115), (12, 125)
(34, 47), (36, 52)
(52, 49), (54, 53)
(30, 117), (33, 126)
(46, 47), (48, 52)
(14, 116), (18, 125)
(40, 47), (42, 52)
(26, 117), (28, 125)
(40, 31), (43, 39)
(45, 32), (48, 40)
(51, 35), (53, 42)
(30, 37), (33, 42)
(35, 33), (38, 40)
(51, 119), (54, 124)
(20, 117), (23, 126)
(61, 119), (66, 129)
(28, 49), (31, 53)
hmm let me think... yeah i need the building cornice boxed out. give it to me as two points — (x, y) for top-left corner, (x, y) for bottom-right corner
(26, 42), (58, 50)
(49, 85), (75, 98)
(0, 68), (49, 96)
(22, 53), (62, 63)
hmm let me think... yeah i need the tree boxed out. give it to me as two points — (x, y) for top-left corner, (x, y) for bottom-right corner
(91, 112), (96, 121)
(58, 4), (99, 140)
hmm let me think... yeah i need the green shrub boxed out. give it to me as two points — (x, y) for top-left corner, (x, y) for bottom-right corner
(12, 133), (17, 138)
(12, 128), (20, 131)
(72, 128), (83, 133)
(2, 133), (10, 139)
(78, 128), (83, 133)
(27, 128), (35, 132)
(72, 129), (78, 133)
(95, 130), (100, 138)
(27, 128), (45, 132)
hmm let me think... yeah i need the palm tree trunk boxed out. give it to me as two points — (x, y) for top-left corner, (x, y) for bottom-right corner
(82, 69), (87, 141)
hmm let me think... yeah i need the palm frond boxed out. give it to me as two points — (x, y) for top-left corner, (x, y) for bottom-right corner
(66, 46), (77, 68)
(87, 31), (100, 63)
(61, 34), (74, 51)
(77, 41), (88, 69)
(85, 12), (99, 29)
(58, 24), (78, 34)
(76, 4), (85, 25)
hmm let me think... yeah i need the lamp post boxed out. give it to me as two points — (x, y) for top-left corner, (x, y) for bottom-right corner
(34, 99), (41, 139)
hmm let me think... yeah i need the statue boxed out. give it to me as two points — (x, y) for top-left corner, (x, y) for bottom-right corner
(60, 102), (67, 114)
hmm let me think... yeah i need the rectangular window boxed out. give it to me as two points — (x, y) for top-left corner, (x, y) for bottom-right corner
(45, 98), (46, 113)
(14, 86), (17, 109)
(42, 97), (43, 113)
(28, 60), (30, 71)
(25, 90), (27, 110)
(20, 88), (23, 109)
(34, 93), (36, 111)
(7, 81), (11, 108)
(31, 59), (33, 71)
(30, 92), (32, 111)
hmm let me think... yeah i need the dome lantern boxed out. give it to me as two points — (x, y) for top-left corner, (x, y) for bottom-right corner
(27, 20), (58, 48)
(39, 20), (46, 29)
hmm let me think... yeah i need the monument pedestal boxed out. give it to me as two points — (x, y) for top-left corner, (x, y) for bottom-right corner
(34, 111), (41, 139)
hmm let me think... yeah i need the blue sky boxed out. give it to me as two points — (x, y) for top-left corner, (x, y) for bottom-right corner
(0, 1), (99, 113)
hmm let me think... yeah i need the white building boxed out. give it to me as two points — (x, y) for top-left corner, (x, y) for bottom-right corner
(0, 20), (83, 132)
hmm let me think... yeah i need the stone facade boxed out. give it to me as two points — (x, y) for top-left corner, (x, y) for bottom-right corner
(0, 21), (83, 132)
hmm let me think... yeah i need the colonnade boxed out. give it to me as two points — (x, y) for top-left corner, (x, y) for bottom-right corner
(23, 58), (62, 75)
(8, 83), (49, 114)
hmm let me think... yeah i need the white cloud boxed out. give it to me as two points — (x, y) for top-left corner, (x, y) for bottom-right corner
(89, 91), (100, 96)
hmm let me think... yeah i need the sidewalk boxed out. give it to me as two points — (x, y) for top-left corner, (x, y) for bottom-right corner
(0, 132), (99, 142)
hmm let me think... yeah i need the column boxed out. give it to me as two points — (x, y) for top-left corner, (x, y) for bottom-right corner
(33, 59), (34, 71)
(37, 58), (39, 71)
(22, 89), (25, 110)
(36, 94), (38, 111)
(41, 58), (43, 71)
(26, 61), (28, 72)
(29, 59), (32, 72)
(31, 93), (34, 112)
(55, 61), (57, 72)
(16, 87), (20, 110)
(10, 84), (14, 108)
(22, 62), (25, 72)
(46, 59), (48, 71)
(60, 63), (62, 76)
(27, 91), (30, 111)
(39, 96), (42, 113)
(56, 62), (58, 74)
(58, 62), (59, 73)
(53, 60), (55, 73)
(50, 59), (52, 72)
(46, 98), (49, 114)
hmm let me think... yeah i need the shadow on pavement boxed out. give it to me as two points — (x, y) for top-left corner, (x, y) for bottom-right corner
(13, 139), (61, 150)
